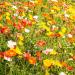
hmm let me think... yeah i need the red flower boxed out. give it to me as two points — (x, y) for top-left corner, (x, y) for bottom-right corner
(0, 52), (4, 58)
(27, 20), (32, 26)
(23, 52), (31, 60)
(22, 19), (27, 27)
(67, 66), (74, 71)
(1, 26), (10, 34)
(36, 40), (46, 47)
(13, 22), (24, 30)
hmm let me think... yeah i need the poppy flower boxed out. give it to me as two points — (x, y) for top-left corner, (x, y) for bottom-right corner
(0, 52), (4, 58)
(27, 20), (32, 26)
(23, 52), (31, 60)
(4, 56), (12, 61)
(7, 40), (16, 49)
(36, 40), (46, 47)
(14, 22), (24, 30)
(53, 60), (62, 67)
(24, 2), (35, 8)
(1, 26), (10, 34)
(61, 62), (68, 68)
(22, 19), (27, 27)
(71, 56), (75, 60)
(28, 57), (36, 65)
(67, 38), (75, 43)
(54, 33), (61, 37)
(4, 49), (17, 57)
(59, 72), (66, 75)
(36, 51), (42, 61)
(42, 49), (53, 55)
(38, 0), (42, 4)
(42, 13), (49, 17)
(24, 28), (30, 33)
(43, 59), (52, 68)
(67, 66), (74, 71)
(36, 51), (41, 57)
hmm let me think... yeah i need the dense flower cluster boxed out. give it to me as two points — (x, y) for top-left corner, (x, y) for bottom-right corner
(0, 0), (75, 75)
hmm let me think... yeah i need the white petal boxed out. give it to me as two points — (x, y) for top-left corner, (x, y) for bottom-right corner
(25, 28), (30, 33)
(59, 72), (66, 75)
(33, 16), (38, 19)
(67, 34), (73, 38)
(12, 5), (17, 9)
(51, 0), (58, 2)
(7, 40), (16, 48)
(4, 56), (12, 61)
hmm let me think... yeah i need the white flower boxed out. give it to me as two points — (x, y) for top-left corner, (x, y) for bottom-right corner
(25, 28), (30, 33)
(59, 72), (66, 75)
(64, 13), (69, 18)
(18, 16), (23, 19)
(42, 48), (53, 55)
(12, 5), (17, 9)
(68, 58), (73, 61)
(7, 40), (16, 48)
(4, 56), (12, 61)
(62, 35), (66, 38)
(64, 11), (69, 18)
(67, 34), (73, 38)
(33, 16), (38, 20)
(24, 7), (28, 11)
(14, 13), (18, 16)
(51, 0), (58, 2)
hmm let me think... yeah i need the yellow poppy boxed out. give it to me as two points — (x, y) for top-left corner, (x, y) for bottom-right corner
(53, 60), (62, 67)
(18, 41), (23, 46)
(12, 47), (22, 55)
(50, 50), (58, 55)
(6, 16), (10, 20)
(43, 59), (52, 68)
(19, 35), (24, 41)
(61, 27), (66, 33)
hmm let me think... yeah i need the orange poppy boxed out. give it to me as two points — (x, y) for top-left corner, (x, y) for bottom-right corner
(71, 56), (75, 60)
(61, 62), (68, 68)
(36, 51), (41, 57)
(28, 57), (36, 65)
(4, 49), (17, 57)
(6, 19), (12, 24)
(42, 13), (49, 17)
(67, 38), (75, 43)
(38, 0), (42, 4)
(36, 40), (46, 47)
(24, 2), (35, 8)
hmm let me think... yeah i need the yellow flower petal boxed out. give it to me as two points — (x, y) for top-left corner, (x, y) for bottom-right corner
(13, 47), (22, 55)
(6, 16), (10, 20)
(53, 60), (62, 67)
(50, 50), (57, 55)
(43, 59), (52, 68)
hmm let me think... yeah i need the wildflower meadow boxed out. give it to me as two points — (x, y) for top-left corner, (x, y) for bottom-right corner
(0, 0), (75, 75)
